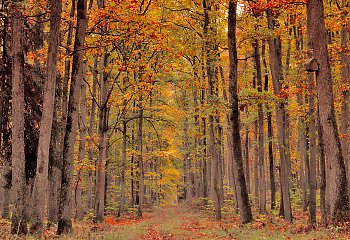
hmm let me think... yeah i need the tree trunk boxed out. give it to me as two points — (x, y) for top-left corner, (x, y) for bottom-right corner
(94, 53), (109, 222)
(253, 39), (266, 214)
(308, 73), (317, 224)
(306, 0), (349, 222)
(57, 0), (88, 234)
(137, 99), (144, 217)
(340, 0), (350, 198)
(203, 0), (221, 220)
(317, 105), (327, 224)
(31, 0), (62, 233)
(228, 1), (252, 224)
(48, 0), (76, 225)
(118, 120), (127, 216)
(266, 8), (292, 222)
(10, 1), (28, 234)
(75, 66), (88, 221)
(262, 41), (275, 210)
(297, 93), (309, 212)
(0, 13), (11, 220)
(87, 57), (98, 210)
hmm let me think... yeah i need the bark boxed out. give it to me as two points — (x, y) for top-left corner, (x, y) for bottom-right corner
(253, 39), (266, 214)
(137, 98), (144, 217)
(87, 57), (98, 210)
(200, 49), (208, 199)
(306, 0), (349, 222)
(57, 0), (88, 234)
(253, 120), (259, 206)
(308, 73), (317, 224)
(94, 53), (109, 222)
(297, 93), (309, 212)
(244, 127), (250, 195)
(10, 1), (27, 234)
(228, 1), (252, 224)
(118, 120), (127, 216)
(203, 0), (221, 220)
(317, 105), (327, 224)
(0, 12), (11, 220)
(48, 0), (76, 225)
(266, 8), (293, 222)
(340, 0), (350, 197)
(262, 41), (275, 210)
(31, 0), (62, 233)
(75, 65), (88, 221)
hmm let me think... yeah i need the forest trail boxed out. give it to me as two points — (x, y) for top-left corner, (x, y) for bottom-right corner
(98, 205), (232, 240)
(77, 204), (345, 240)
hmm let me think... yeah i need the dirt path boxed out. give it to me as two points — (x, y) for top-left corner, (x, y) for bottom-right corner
(98, 205), (231, 240)
(75, 205), (348, 240)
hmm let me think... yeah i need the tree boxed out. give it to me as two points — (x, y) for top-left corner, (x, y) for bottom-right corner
(31, 0), (62, 233)
(306, 0), (349, 223)
(228, 0), (252, 224)
(10, 0), (27, 234)
(58, 0), (88, 234)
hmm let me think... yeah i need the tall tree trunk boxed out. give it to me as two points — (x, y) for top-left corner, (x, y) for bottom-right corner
(262, 40), (275, 210)
(48, 0), (76, 225)
(317, 105), (327, 224)
(11, 1), (27, 234)
(118, 119), (127, 216)
(57, 0), (88, 234)
(340, 0), (350, 198)
(297, 93), (309, 212)
(31, 0), (62, 233)
(308, 73), (317, 224)
(306, 0), (349, 222)
(0, 11), (11, 220)
(87, 57), (98, 210)
(253, 39), (266, 214)
(266, 8), (293, 222)
(75, 66), (88, 221)
(203, 0), (221, 220)
(94, 53), (109, 222)
(228, 1), (252, 224)
(244, 126), (250, 195)
(137, 98), (144, 217)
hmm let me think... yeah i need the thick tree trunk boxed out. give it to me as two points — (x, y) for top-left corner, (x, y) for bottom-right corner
(57, 0), (88, 234)
(228, 1), (252, 224)
(0, 13), (11, 220)
(10, 1), (27, 234)
(340, 0), (350, 198)
(306, 0), (349, 222)
(31, 0), (62, 233)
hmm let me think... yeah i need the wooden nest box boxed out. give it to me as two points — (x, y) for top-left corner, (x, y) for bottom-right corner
(302, 57), (318, 72)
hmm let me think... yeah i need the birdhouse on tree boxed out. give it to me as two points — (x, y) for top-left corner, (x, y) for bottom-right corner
(302, 57), (319, 72)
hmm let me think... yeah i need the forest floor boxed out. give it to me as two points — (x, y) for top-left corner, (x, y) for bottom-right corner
(2, 203), (350, 239)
